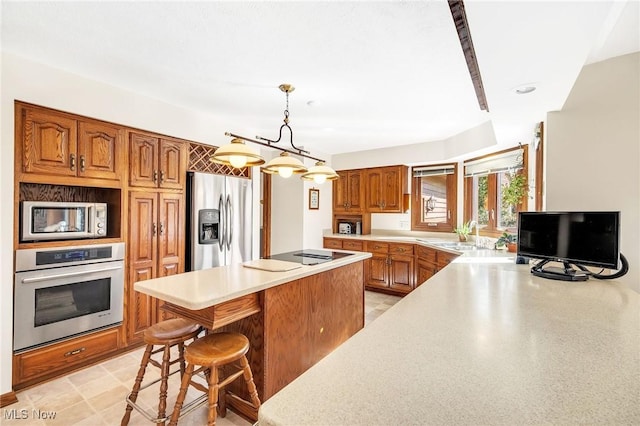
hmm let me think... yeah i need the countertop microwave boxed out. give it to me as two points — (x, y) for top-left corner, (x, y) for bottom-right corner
(21, 201), (108, 242)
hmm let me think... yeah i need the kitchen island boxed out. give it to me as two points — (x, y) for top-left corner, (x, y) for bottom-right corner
(134, 249), (371, 421)
(258, 250), (640, 425)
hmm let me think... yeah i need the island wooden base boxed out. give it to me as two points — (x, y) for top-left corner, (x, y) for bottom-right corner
(161, 260), (365, 422)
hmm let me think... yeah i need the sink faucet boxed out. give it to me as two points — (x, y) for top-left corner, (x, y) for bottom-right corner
(469, 220), (479, 247)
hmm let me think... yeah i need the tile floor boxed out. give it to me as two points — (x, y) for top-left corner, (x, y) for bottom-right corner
(6, 291), (401, 426)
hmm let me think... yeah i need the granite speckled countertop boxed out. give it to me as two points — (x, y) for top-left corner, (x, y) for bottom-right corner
(258, 248), (640, 425)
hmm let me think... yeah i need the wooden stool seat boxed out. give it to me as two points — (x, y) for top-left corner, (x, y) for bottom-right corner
(144, 318), (202, 345)
(184, 332), (250, 366)
(168, 332), (261, 426)
(121, 319), (201, 426)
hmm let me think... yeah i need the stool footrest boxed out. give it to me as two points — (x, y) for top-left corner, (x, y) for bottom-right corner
(125, 392), (208, 424)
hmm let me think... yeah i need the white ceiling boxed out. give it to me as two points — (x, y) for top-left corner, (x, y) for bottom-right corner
(2, 1), (639, 156)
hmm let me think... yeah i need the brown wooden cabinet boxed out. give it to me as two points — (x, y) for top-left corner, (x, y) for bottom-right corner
(364, 241), (415, 294)
(333, 170), (364, 213)
(129, 132), (187, 190)
(127, 191), (185, 343)
(18, 103), (124, 182)
(365, 166), (408, 213)
(325, 237), (459, 295)
(77, 120), (124, 180)
(12, 327), (121, 389)
(415, 245), (458, 287)
(322, 237), (363, 251)
(416, 245), (439, 286)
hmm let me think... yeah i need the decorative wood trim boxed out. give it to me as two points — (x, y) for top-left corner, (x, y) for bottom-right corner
(160, 293), (261, 330)
(448, 1), (489, 111)
(262, 173), (271, 258)
(535, 122), (544, 211)
(0, 392), (18, 408)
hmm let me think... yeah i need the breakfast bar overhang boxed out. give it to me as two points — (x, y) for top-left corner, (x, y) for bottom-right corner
(134, 250), (371, 421)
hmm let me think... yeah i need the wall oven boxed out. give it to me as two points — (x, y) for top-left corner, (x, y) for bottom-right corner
(21, 201), (108, 242)
(14, 243), (124, 352)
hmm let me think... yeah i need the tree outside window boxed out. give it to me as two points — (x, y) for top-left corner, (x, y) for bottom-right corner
(464, 146), (528, 237)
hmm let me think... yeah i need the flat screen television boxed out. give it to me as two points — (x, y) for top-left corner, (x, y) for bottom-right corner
(517, 211), (620, 280)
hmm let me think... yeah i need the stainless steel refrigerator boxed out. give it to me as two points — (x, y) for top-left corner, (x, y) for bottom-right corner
(186, 171), (253, 271)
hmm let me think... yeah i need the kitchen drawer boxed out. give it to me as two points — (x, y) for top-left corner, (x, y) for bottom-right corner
(365, 241), (389, 254)
(437, 251), (457, 269)
(323, 238), (343, 249)
(13, 327), (120, 386)
(342, 240), (363, 251)
(389, 243), (414, 256)
(417, 245), (437, 263)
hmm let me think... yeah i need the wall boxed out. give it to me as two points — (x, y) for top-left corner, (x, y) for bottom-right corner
(546, 52), (639, 293)
(269, 153), (334, 254)
(0, 53), (266, 395)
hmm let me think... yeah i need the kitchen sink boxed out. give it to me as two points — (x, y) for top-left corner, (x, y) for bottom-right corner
(421, 241), (488, 251)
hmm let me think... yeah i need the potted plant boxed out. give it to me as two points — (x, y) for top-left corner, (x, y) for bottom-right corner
(496, 232), (517, 252)
(453, 221), (473, 242)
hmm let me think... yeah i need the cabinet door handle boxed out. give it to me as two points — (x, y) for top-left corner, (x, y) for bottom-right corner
(159, 223), (165, 235)
(490, 209), (495, 221)
(447, 210), (451, 220)
(153, 170), (158, 183)
(153, 223), (157, 236)
(64, 347), (86, 357)
(80, 155), (85, 172)
(70, 153), (76, 171)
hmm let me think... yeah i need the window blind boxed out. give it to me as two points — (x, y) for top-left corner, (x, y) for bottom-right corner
(464, 148), (523, 177)
(412, 164), (455, 177)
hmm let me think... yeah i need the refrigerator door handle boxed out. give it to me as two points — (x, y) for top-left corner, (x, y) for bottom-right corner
(226, 195), (233, 250)
(218, 194), (225, 251)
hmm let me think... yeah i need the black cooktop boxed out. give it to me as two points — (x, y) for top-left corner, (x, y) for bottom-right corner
(268, 249), (353, 265)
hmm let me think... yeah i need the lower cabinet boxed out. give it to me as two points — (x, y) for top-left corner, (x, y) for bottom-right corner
(416, 245), (458, 287)
(324, 237), (459, 295)
(364, 241), (415, 294)
(12, 327), (121, 389)
(127, 190), (185, 344)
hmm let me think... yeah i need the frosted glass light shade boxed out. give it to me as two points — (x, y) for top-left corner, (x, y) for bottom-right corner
(261, 152), (307, 177)
(300, 161), (339, 184)
(211, 138), (265, 168)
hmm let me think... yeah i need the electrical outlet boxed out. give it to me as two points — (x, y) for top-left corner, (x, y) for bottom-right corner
(400, 221), (410, 229)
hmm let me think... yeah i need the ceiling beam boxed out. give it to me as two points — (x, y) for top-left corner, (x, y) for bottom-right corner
(448, 1), (489, 112)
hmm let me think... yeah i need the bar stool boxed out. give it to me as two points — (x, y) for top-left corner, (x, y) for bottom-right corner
(121, 318), (202, 426)
(168, 332), (261, 426)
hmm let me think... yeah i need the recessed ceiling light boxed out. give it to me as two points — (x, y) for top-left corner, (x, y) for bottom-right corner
(513, 85), (536, 95)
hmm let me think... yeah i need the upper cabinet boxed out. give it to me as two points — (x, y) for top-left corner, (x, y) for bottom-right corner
(129, 132), (187, 190)
(333, 170), (364, 213)
(77, 120), (124, 181)
(19, 104), (124, 183)
(365, 165), (408, 213)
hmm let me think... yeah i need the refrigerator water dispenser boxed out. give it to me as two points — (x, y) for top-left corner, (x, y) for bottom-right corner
(198, 209), (219, 244)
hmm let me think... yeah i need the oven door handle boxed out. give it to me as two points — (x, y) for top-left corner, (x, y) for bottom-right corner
(20, 266), (123, 284)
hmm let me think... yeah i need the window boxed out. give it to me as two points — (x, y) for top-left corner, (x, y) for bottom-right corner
(411, 163), (457, 232)
(464, 146), (528, 236)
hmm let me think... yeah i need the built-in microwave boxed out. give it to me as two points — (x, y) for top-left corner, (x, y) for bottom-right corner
(21, 201), (108, 242)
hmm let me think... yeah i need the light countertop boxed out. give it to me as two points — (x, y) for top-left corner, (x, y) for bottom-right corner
(134, 251), (371, 310)
(258, 253), (640, 425)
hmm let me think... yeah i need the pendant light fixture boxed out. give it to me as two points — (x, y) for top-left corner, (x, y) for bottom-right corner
(215, 83), (339, 182)
(300, 161), (340, 184)
(210, 138), (265, 168)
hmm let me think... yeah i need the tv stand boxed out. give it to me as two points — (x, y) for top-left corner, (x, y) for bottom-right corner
(531, 260), (590, 282)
